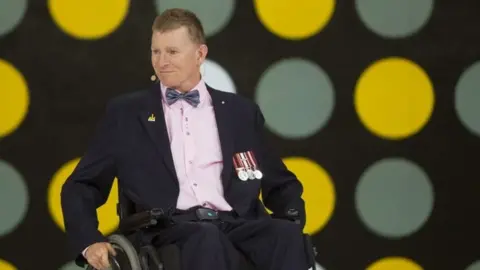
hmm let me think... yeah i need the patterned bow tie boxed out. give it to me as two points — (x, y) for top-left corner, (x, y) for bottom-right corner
(165, 88), (200, 107)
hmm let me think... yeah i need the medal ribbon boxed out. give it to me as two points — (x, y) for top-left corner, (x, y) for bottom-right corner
(239, 153), (252, 171)
(246, 151), (258, 170)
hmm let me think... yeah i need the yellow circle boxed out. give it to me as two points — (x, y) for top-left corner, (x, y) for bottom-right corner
(0, 59), (29, 138)
(355, 57), (435, 139)
(254, 0), (335, 40)
(48, 158), (119, 234)
(0, 259), (16, 270)
(48, 0), (130, 39)
(367, 257), (423, 270)
(282, 157), (335, 234)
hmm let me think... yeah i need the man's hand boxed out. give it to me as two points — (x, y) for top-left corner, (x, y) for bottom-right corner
(84, 242), (117, 270)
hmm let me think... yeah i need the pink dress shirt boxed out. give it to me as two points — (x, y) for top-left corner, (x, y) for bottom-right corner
(160, 79), (232, 211)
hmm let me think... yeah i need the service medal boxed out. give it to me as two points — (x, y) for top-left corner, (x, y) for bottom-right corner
(254, 169), (263, 179)
(238, 170), (249, 181)
(247, 169), (255, 180)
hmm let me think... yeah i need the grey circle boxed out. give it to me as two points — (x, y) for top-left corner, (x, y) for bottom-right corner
(255, 58), (335, 139)
(0, 0), (27, 36)
(355, 0), (434, 38)
(455, 61), (480, 136)
(0, 159), (29, 236)
(355, 158), (434, 238)
(59, 261), (83, 270)
(466, 261), (480, 270)
(155, 0), (236, 37)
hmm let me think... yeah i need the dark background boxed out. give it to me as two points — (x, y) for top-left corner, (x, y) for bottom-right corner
(1, 0), (479, 269)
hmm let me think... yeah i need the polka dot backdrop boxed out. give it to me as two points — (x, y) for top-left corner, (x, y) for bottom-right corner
(0, 0), (27, 37)
(48, 0), (130, 39)
(0, 1), (479, 269)
(354, 57), (435, 140)
(0, 58), (29, 138)
(0, 259), (16, 270)
(366, 257), (424, 270)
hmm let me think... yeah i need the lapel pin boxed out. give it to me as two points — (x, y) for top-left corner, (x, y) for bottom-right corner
(221, 101), (225, 104)
(148, 113), (156, 122)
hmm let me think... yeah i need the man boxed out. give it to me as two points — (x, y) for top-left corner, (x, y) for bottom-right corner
(61, 8), (308, 270)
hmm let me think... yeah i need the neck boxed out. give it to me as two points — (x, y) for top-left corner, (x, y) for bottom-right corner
(176, 72), (201, 93)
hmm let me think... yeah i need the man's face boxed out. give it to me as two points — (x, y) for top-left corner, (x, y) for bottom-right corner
(151, 26), (207, 91)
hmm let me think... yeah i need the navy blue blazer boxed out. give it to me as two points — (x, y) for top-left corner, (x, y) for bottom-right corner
(61, 82), (305, 261)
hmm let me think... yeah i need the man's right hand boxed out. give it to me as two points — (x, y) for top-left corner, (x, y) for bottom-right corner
(84, 242), (117, 270)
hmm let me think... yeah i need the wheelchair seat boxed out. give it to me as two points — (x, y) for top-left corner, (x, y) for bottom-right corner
(85, 189), (317, 270)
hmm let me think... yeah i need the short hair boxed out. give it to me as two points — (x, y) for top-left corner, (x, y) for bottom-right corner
(152, 8), (206, 44)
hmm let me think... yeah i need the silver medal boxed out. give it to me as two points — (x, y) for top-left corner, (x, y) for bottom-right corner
(254, 170), (263, 179)
(247, 169), (255, 180)
(238, 170), (249, 181)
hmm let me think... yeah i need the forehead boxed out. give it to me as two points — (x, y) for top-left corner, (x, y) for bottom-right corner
(151, 26), (194, 47)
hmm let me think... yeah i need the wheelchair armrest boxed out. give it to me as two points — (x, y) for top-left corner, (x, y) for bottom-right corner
(118, 208), (166, 234)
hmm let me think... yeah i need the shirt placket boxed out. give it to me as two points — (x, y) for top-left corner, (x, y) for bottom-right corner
(182, 104), (200, 202)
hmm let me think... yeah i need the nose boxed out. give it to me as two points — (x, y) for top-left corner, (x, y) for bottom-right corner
(153, 53), (169, 68)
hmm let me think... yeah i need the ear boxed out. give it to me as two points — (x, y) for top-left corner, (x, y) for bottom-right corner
(197, 44), (208, 64)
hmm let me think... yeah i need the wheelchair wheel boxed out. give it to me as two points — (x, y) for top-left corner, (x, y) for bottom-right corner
(85, 234), (142, 270)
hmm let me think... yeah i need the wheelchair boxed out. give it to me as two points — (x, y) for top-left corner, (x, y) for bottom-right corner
(85, 190), (318, 270)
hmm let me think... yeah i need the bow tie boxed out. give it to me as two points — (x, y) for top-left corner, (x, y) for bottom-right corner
(165, 88), (200, 107)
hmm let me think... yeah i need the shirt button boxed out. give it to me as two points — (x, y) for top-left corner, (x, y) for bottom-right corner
(185, 117), (188, 121)
(193, 183), (197, 187)
(189, 161), (193, 164)
(186, 132), (190, 135)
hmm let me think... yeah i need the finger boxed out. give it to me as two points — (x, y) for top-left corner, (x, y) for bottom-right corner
(86, 256), (98, 269)
(90, 254), (104, 270)
(100, 251), (110, 269)
(94, 258), (105, 270)
(107, 243), (117, 256)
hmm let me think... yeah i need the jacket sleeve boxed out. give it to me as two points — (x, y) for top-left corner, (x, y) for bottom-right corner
(253, 104), (306, 228)
(60, 100), (119, 265)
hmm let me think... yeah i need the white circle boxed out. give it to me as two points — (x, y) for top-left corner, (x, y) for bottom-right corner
(307, 262), (326, 270)
(201, 59), (236, 94)
(247, 169), (255, 179)
(315, 262), (326, 270)
(254, 170), (263, 179)
(238, 170), (248, 181)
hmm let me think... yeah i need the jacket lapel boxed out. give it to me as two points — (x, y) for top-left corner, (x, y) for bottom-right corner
(207, 86), (234, 188)
(139, 83), (178, 185)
